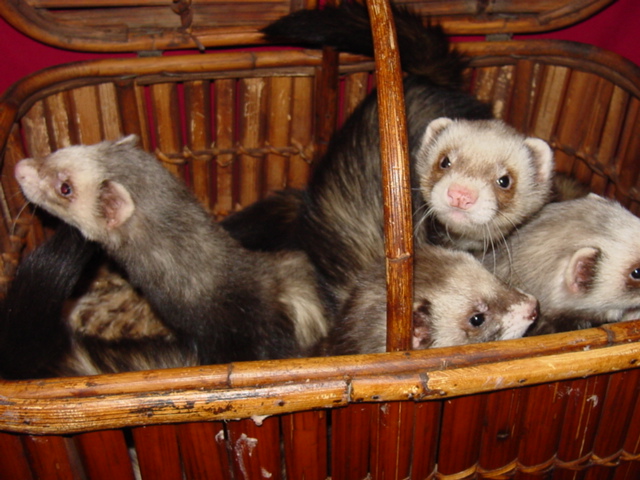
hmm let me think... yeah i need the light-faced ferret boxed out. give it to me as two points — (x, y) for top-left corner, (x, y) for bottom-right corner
(13, 135), (329, 366)
(313, 245), (538, 356)
(484, 194), (640, 335)
(225, 3), (554, 306)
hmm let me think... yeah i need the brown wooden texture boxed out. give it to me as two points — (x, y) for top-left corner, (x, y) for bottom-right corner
(0, 0), (616, 54)
(175, 422), (231, 480)
(132, 424), (183, 480)
(22, 435), (81, 480)
(213, 77), (237, 217)
(367, 0), (414, 352)
(226, 416), (283, 480)
(331, 404), (374, 480)
(184, 79), (214, 209)
(0, 432), (35, 480)
(74, 430), (137, 480)
(281, 410), (328, 480)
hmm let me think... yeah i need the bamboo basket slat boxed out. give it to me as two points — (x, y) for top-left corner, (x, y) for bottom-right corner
(131, 424), (184, 480)
(184, 79), (213, 207)
(1, 0), (640, 477)
(74, 430), (137, 480)
(281, 411), (328, 480)
(286, 75), (314, 189)
(0, 0), (618, 53)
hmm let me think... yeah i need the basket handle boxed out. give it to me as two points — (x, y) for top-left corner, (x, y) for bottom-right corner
(366, 0), (414, 352)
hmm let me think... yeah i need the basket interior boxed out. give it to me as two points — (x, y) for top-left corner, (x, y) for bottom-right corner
(1, 40), (640, 478)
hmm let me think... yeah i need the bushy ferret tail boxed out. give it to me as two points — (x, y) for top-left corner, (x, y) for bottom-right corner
(261, 1), (467, 88)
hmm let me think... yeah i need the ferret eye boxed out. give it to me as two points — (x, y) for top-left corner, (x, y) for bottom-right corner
(440, 156), (451, 169)
(469, 313), (485, 327)
(630, 268), (640, 281)
(496, 175), (511, 189)
(59, 182), (72, 197)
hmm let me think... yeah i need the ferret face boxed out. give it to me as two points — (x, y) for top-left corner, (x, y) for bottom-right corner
(15, 138), (137, 244)
(15, 145), (107, 237)
(415, 118), (554, 251)
(492, 194), (640, 324)
(414, 249), (538, 348)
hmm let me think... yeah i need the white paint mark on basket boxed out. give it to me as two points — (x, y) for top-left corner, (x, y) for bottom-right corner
(235, 433), (259, 480)
(261, 467), (273, 478)
(251, 414), (270, 426)
(587, 395), (599, 408)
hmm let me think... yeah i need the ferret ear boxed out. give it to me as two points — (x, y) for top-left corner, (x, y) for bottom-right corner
(523, 137), (554, 184)
(565, 247), (600, 294)
(412, 300), (434, 349)
(114, 134), (140, 148)
(99, 180), (135, 230)
(421, 117), (454, 146)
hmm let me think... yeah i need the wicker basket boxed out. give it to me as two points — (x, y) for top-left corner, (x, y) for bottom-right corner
(1, 0), (640, 478)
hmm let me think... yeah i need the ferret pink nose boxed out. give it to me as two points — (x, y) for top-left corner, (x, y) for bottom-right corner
(447, 184), (477, 210)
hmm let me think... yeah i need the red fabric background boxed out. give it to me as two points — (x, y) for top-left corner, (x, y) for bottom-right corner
(0, 0), (638, 97)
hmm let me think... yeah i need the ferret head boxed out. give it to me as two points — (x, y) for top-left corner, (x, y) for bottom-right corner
(14, 136), (147, 245)
(493, 194), (640, 323)
(412, 247), (538, 349)
(414, 118), (554, 251)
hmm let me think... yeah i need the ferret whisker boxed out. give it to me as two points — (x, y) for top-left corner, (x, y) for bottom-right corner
(10, 201), (34, 236)
(412, 203), (432, 238)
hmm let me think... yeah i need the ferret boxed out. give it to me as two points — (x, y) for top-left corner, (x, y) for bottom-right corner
(313, 245), (539, 355)
(13, 135), (329, 366)
(483, 194), (640, 335)
(237, 3), (554, 305)
(0, 223), (101, 379)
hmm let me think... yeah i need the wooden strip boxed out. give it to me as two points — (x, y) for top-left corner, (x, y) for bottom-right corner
(488, 64), (515, 121)
(517, 383), (570, 478)
(213, 78), (236, 217)
(0, 433), (34, 480)
(369, 402), (414, 480)
(1, 334), (640, 435)
(472, 65), (499, 109)
(238, 77), (266, 207)
(75, 430), (137, 480)
(552, 376), (608, 477)
(21, 100), (52, 158)
(342, 71), (370, 122)
(287, 75), (313, 189)
(281, 411), (328, 480)
(367, 0), (413, 352)
(23, 435), (81, 479)
(176, 422), (231, 480)
(115, 80), (144, 139)
(408, 401), (441, 479)
(528, 64), (569, 143)
(591, 370), (640, 464)
(509, 59), (538, 132)
(265, 76), (292, 194)
(477, 389), (526, 472)
(598, 85), (629, 180)
(97, 83), (123, 140)
(70, 85), (103, 145)
(331, 404), (374, 480)
(132, 425), (183, 480)
(44, 92), (73, 149)
(313, 47), (340, 161)
(151, 83), (183, 178)
(226, 416), (283, 480)
(437, 394), (486, 475)
(615, 97), (640, 199)
(184, 80), (213, 209)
